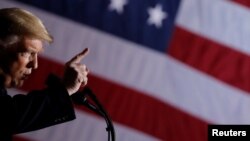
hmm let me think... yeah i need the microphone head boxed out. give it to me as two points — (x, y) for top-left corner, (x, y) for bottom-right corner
(71, 89), (88, 105)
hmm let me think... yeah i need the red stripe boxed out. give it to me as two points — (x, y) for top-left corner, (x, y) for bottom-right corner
(18, 56), (208, 141)
(13, 136), (34, 141)
(168, 26), (250, 94)
(232, 0), (250, 8)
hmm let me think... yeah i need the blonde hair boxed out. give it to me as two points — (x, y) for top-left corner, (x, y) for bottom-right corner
(0, 7), (53, 48)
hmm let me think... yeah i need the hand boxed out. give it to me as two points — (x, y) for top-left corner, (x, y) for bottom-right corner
(63, 48), (89, 95)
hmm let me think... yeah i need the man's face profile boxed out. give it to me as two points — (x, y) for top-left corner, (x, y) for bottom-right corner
(3, 37), (43, 88)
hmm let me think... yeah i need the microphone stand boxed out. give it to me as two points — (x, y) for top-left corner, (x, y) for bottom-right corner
(71, 87), (116, 141)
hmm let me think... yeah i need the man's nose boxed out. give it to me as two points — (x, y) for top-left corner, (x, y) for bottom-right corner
(33, 56), (38, 69)
(28, 55), (38, 69)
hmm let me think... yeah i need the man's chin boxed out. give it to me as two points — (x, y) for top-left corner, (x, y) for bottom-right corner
(11, 80), (24, 88)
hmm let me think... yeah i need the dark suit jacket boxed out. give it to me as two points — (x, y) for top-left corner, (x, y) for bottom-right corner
(0, 74), (76, 141)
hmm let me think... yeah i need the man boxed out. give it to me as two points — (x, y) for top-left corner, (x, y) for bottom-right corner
(0, 7), (89, 141)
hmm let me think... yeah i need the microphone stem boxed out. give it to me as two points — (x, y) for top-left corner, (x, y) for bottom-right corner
(80, 87), (116, 141)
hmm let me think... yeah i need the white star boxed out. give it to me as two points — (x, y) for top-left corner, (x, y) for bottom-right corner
(109, 0), (128, 14)
(147, 4), (167, 28)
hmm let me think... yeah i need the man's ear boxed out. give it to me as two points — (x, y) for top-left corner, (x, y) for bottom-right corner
(0, 39), (6, 58)
(0, 38), (8, 56)
(0, 35), (20, 50)
(0, 39), (5, 48)
(0, 39), (10, 71)
(0, 68), (5, 87)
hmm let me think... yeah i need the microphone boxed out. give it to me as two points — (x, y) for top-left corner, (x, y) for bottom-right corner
(70, 88), (89, 105)
(70, 87), (116, 141)
(71, 87), (103, 116)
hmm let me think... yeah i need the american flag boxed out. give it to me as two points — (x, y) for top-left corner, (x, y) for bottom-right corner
(1, 0), (250, 140)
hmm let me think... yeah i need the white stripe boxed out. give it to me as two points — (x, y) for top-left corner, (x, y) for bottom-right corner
(176, 0), (250, 55)
(19, 112), (159, 141)
(19, 111), (159, 141)
(9, 89), (159, 141)
(2, 0), (250, 129)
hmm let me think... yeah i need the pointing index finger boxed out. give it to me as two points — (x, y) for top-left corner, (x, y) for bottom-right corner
(69, 48), (89, 64)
